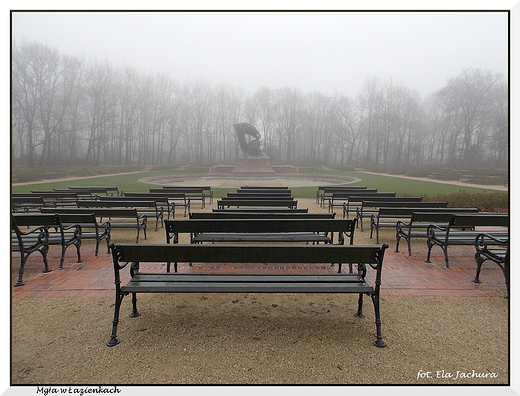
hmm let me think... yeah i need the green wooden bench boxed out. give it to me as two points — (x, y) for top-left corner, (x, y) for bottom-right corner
(106, 243), (389, 348)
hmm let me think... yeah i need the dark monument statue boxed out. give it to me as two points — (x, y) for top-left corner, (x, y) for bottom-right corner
(233, 122), (269, 159)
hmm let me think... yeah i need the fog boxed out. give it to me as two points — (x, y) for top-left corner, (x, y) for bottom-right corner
(11, 9), (508, 97)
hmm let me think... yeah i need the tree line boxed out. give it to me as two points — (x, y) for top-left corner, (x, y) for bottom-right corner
(12, 40), (508, 169)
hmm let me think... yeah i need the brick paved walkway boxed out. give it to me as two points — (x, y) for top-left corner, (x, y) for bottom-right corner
(11, 245), (507, 298)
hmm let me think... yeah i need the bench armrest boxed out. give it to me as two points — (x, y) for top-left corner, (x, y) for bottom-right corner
(475, 233), (508, 251)
(62, 223), (82, 239)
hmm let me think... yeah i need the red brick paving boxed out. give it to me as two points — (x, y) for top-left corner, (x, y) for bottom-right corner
(11, 244), (507, 298)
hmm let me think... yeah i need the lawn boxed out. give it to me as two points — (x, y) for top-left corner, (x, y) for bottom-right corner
(11, 166), (508, 209)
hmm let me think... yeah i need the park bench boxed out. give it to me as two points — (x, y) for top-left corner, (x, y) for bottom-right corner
(426, 213), (509, 267)
(350, 197), (424, 226)
(68, 186), (120, 196)
(225, 191), (293, 198)
(42, 207), (147, 243)
(44, 172), (60, 179)
(474, 233), (509, 298)
(395, 209), (479, 255)
(148, 189), (192, 216)
(318, 187), (372, 207)
(78, 199), (162, 231)
(190, 211), (336, 219)
(11, 195), (47, 212)
(30, 191), (81, 207)
(159, 186), (213, 203)
(212, 208), (308, 213)
(106, 242), (389, 348)
(11, 213), (84, 286)
(121, 193), (176, 219)
(367, 202), (449, 241)
(217, 198), (298, 209)
(53, 212), (111, 256)
(165, 217), (356, 250)
(315, 186), (368, 205)
(328, 192), (395, 214)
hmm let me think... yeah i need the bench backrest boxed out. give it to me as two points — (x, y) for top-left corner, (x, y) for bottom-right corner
(68, 186), (119, 195)
(401, 210), (482, 228)
(220, 196), (295, 201)
(160, 186), (211, 192)
(212, 208), (308, 213)
(330, 190), (380, 197)
(359, 197), (423, 205)
(335, 193), (396, 200)
(165, 218), (356, 234)
(78, 200), (158, 209)
(121, 193), (171, 203)
(190, 212), (336, 219)
(217, 199), (297, 208)
(41, 207), (140, 219)
(12, 213), (60, 229)
(378, 207), (476, 219)
(450, 213), (509, 229)
(319, 186), (368, 193)
(366, 201), (448, 210)
(53, 213), (97, 224)
(239, 186), (289, 190)
(226, 192), (292, 198)
(111, 243), (387, 266)
(31, 191), (79, 197)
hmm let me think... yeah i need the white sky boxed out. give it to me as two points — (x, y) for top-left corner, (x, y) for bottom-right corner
(10, 6), (510, 97)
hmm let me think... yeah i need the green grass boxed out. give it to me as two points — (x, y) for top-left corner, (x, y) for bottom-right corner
(11, 167), (508, 209)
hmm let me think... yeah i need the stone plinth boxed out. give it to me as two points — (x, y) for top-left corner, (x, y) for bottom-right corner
(231, 158), (276, 173)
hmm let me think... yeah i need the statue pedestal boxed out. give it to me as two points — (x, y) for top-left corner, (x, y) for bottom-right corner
(231, 158), (276, 173)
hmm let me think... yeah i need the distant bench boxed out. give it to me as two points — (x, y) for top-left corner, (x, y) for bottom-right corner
(217, 198), (298, 209)
(42, 207), (147, 243)
(106, 243), (389, 348)
(350, 197), (424, 228)
(426, 213), (509, 267)
(67, 186), (120, 196)
(11, 195), (47, 212)
(315, 186), (368, 206)
(212, 208), (308, 214)
(151, 187), (212, 208)
(80, 199), (163, 231)
(190, 212), (336, 219)
(328, 192), (395, 213)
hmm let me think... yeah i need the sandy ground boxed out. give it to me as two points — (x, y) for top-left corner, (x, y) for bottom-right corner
(10, 194), (510, 388)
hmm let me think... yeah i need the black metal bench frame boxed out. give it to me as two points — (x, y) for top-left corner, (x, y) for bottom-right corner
(106, 243), (389, 348)
(367, 203), (451, 242)
(395, 209), (479, 256)
(79, 199), (162, 231)
(11, 213), (83, 286)
(474, 233), (509, 297)
(426, 213), (509, 267)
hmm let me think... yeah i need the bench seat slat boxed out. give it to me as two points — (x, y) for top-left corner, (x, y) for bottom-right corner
(131, 273), (366, 282)
(192, 233), (331, 243)
(122, 281), (373, 294)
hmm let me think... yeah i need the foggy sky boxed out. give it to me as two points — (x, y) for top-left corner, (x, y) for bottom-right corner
(11, 9), (509, 97)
